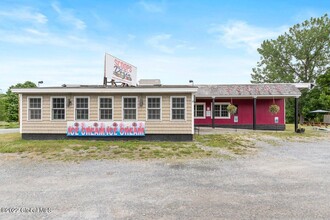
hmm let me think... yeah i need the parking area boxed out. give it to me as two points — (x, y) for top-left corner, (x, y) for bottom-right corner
(0, 139), (329, 219)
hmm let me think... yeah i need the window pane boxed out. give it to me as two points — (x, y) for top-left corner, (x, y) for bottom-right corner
(76, 98), (88, 108)
(29, 98), (41, 108)
(148, 109), (160, 120)
(148, 98), (160, 108)
(124, 109), (136, 120)
(100, 98), (112, 108)
(29, 109), (41, 120)
(172, 98), (184, 108)
(221, 105), (229, 117)
(53, 109), (65, 120)
(124, 98), (136, 108)
(194, 104), (204, 117)
(100, 109), (112, 120)
(172, 109), (185, 120)
(53, 98), (65, 109)
(76, 109), (88, 120)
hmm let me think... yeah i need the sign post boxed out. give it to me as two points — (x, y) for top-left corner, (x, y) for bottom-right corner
(274, 117), (279, 132)
(234, 116), (238, 132)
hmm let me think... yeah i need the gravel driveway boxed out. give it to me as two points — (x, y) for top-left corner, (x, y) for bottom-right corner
(0, 139), (330, 219)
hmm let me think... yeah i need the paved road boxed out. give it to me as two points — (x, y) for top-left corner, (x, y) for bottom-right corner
(0, 128), (19, 134)
(0, 140), (329, 219)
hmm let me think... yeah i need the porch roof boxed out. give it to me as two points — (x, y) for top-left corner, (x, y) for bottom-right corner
(196, 83), (301, 98)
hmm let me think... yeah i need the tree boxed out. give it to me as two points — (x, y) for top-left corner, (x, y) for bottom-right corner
(251, 14), (330, 83)
(251, 14), (330, 123)
(0, 94), (6, 121)
(5, 81), (37, 122)
(302, 71), (330, 122)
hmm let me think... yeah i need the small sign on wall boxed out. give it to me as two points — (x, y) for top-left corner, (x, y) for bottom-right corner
(234, 116), (238, 123)
(274, 117), (279, 124)
(206, 110), (211, 117)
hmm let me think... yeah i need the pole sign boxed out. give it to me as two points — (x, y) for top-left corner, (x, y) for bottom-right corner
(67, 121), (145, 137)
(105, 53), (137, 86)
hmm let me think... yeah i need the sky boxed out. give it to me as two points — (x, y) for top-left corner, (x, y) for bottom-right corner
(0, 0), (329, 92)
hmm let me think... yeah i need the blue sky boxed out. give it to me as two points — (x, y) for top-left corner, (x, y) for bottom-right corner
(0, 0), (329, 92)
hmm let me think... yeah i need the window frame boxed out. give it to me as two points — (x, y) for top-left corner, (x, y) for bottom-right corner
(170, 96), (186, 121)
(98, 96), (114, 121)
(27, 96), (43, 121)
(146, 96), (162, 121)
(50, 96), (66, 121)
(213, 102), (231, 119)
(194, 102), (206, 119)
(74, 96), (90, 121)
(122, 96), (138, 121)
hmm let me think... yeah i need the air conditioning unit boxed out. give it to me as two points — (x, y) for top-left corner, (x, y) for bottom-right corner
(138, 79), (161, 86)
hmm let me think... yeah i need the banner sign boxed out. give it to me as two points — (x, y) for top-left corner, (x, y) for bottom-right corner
(105, 53), (137, 86)
(67, 121), (145, 137)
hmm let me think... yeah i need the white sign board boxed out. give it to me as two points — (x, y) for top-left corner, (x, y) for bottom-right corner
(274, 117), (279, 124)
(105, 53), (137, 86)
(234, 116), (238, 123)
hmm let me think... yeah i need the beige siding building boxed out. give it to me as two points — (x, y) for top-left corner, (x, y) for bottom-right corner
(14, 85), (198, 141)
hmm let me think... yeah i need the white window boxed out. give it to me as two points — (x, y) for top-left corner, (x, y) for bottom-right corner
(214, 103), (230, 119)
(147, 96), (161, 120)
(171, 97), (185, 120)
(28, 97), (42, 120)
(194, 103), (205, 118)
(123, 97), (137, 120)
(99, 97), (113, 120)
(51, 97), (66, 120)
(75, 97), (89, 120)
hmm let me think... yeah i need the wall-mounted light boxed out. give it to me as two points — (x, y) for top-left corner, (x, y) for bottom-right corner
(38, 81), (44, 87)
(189, 80), (194, 86)
(67, 98), (72, 107)
(139, 96), (143, 107)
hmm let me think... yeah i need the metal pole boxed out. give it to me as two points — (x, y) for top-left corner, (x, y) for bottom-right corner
(294, 97), (299, 132)
(212, 97), (215, 129)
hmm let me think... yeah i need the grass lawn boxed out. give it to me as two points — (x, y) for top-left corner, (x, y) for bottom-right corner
(0, 121), (19, 129)
(0, 125), (326, 161)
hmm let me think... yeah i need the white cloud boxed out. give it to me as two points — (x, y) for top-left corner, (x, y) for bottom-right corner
(147, 34), (174, 53)
(138, 0), (164, 13)
(0, 7), (47, 24)
(51, 1), (86, 30)
(209, 20), (288, 52)
(146, 34), (195, 53)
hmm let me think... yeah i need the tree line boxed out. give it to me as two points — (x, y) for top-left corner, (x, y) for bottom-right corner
(0, 81), (36, 122)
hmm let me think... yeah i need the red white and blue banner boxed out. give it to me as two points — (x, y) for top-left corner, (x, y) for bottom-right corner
(67, 121), (145, 137)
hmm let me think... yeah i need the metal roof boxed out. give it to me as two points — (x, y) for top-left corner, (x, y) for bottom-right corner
(196, 84), (301, 98)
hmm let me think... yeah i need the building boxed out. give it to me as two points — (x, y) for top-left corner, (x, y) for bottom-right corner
(12, 85), (197, 141)
(13, 83), (301, 141)
(194, 84), (301, 130)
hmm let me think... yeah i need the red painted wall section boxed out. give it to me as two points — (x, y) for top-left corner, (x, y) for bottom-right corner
(194, 98), (285, 125)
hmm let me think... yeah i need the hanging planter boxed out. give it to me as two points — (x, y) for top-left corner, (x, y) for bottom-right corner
(227, 104), (237, 115)
(269, 104), (280, 115)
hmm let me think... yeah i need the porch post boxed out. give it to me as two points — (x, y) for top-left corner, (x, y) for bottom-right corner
(212, 97), (215, 128)
(294, 97), (299, 132)
(253, 97), (257, 130)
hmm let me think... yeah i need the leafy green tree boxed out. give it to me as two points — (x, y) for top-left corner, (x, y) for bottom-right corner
(252, 14), (330, 83)
(0, 94), (7, 121)
(302, 71), (330, 122)
(5, 81), (37, 122)
(251, 14), (330, 122)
